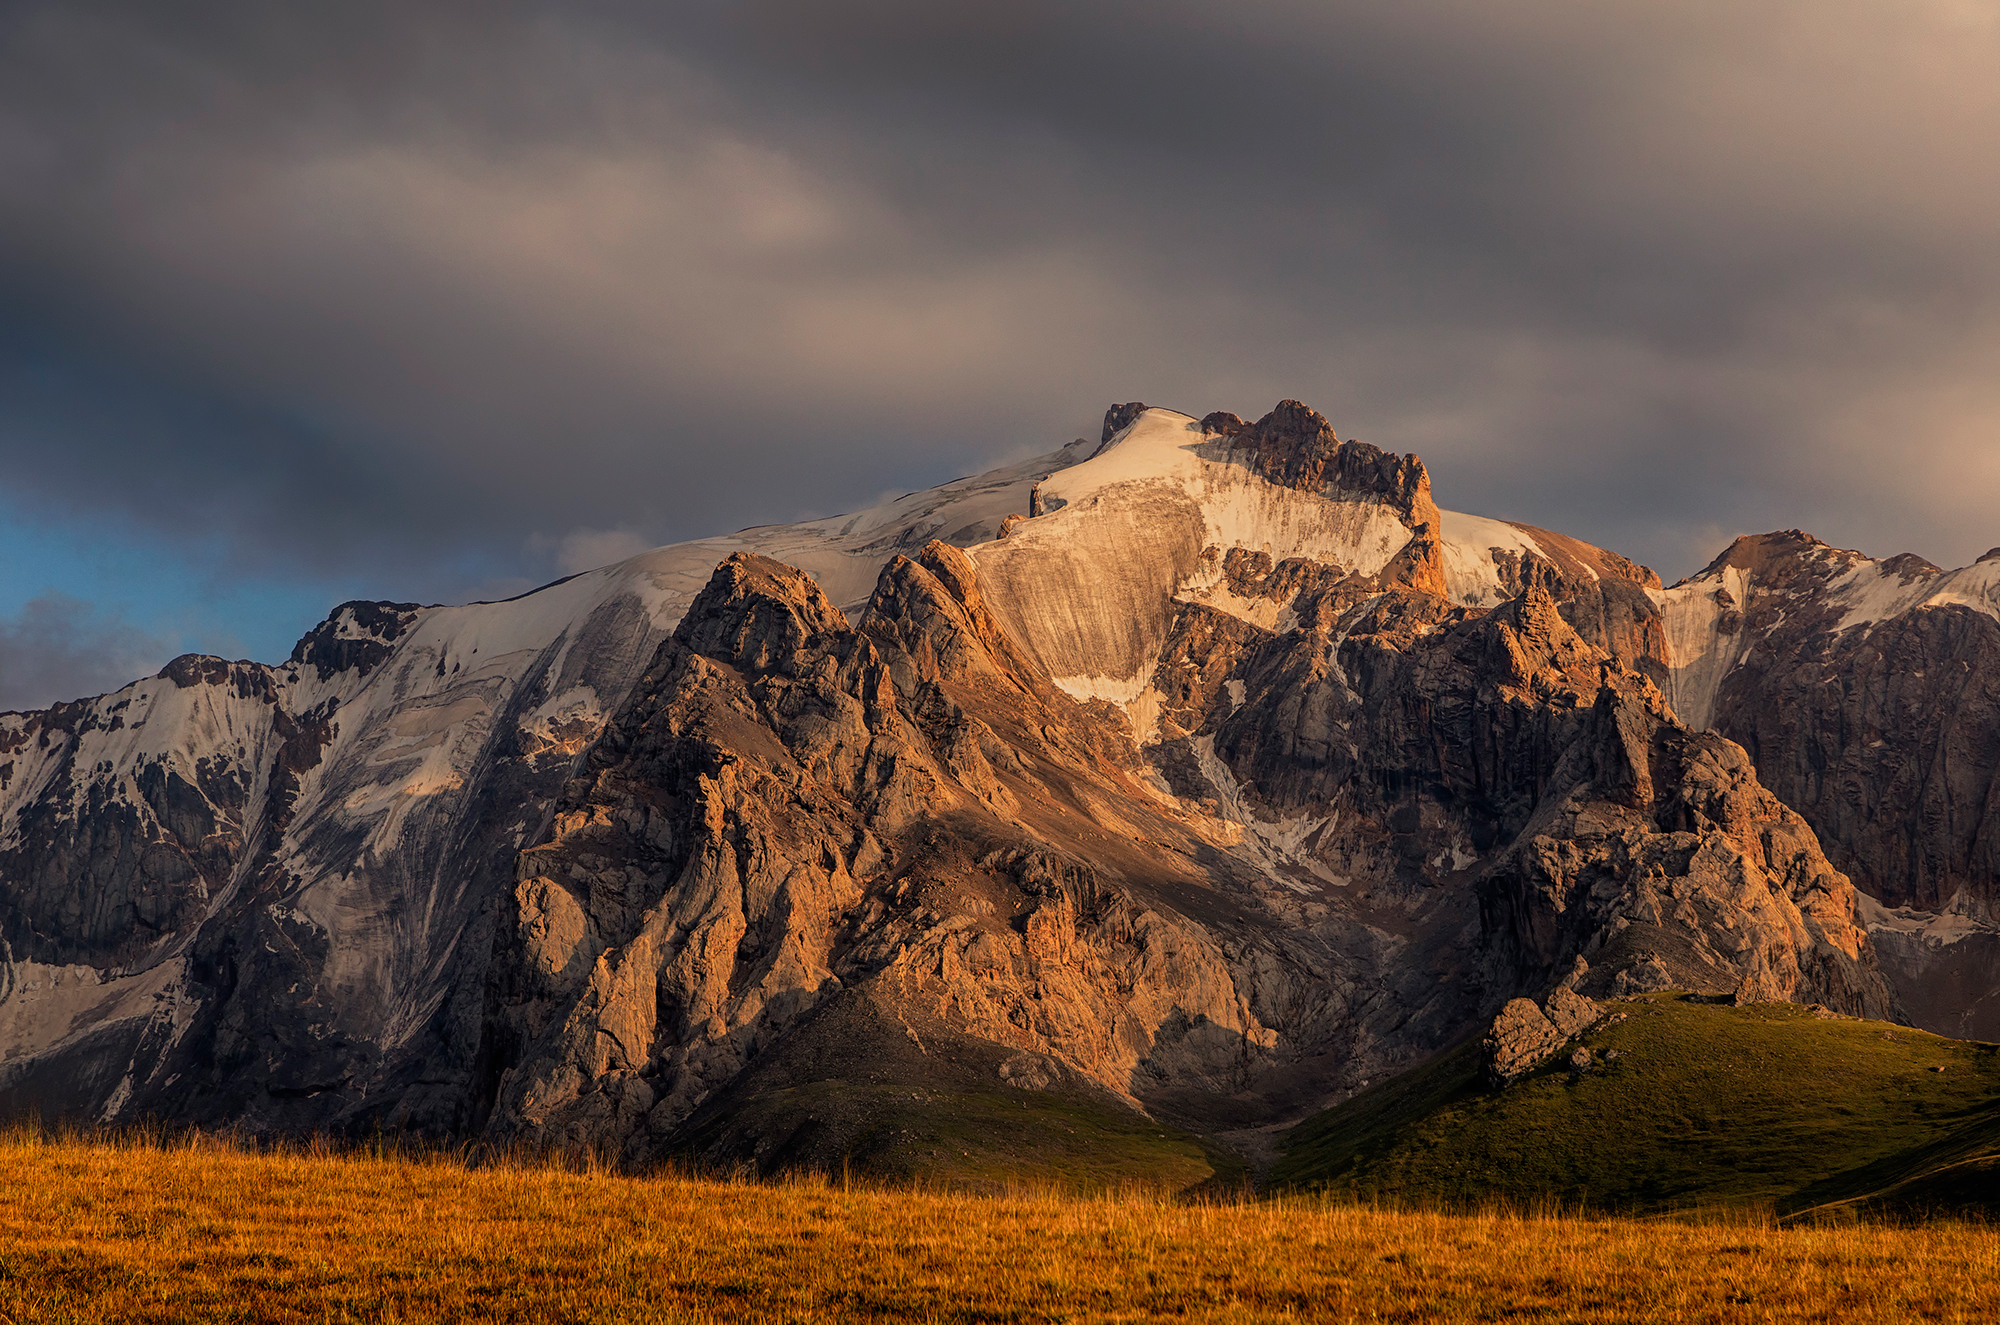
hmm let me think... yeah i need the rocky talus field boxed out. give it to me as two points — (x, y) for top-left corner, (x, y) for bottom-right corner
(2, 400), (1997, 1212)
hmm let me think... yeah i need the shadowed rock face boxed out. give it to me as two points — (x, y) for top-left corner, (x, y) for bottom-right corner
(1102, 401), (1150, 442)
(1685, 535), (2000, 918)
(1478, 682), (1889, 1015)
(1643, 531), (2000, 1038)
(0, 690), (251, 970)
(1147, 574), (1891, 1014)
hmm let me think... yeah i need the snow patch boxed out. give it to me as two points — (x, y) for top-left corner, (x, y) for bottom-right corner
(1175, 580), (1298, 633)
(519, 685), (605, 749)
(1190, 735), (1343, 893)
(1437, 511), (1546, 607)
(389, 697), (490, 740)
(1857, 891), (1999, 948)
(1830, 563), (1932, 633)
(1833, 558), (2000, 633)
(0, 956), (183, 1066)
(1647, 564), (1753, 732)
(99, 1073), (133, 1123)
(1054, 674), (1165, 744)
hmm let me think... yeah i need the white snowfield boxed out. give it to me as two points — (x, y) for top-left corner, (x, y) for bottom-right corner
(967, 408), (1574, 739)
(1437, 511), (1559, 608)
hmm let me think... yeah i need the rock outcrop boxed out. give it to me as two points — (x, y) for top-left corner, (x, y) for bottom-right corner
(1477, 680), (1891, 1014)
(1480, 986), (1608, 1088)
(1102, 401), (1150, 442)
(1210, 400), (1444, 535)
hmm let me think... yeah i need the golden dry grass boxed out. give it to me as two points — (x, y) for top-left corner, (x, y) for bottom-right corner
(0, 1128), (1995, 1322)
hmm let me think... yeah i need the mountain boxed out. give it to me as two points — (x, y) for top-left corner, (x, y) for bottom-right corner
(0, 401), (1988, 1183)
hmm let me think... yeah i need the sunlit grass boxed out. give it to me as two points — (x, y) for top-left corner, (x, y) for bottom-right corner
(0, 1125), (1994, 1322)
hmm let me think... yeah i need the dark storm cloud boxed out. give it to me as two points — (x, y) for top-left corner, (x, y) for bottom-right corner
(0, 594), (170, 711)
(2, 0), (1997, 615)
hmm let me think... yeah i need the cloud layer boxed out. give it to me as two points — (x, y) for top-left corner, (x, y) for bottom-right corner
(0, 595), (170, 711)
(3, 1), (1997, 657)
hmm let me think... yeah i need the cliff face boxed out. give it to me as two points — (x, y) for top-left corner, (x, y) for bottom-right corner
(0, 588), (668, 1132)
(1673, 536), (2000, 918)
(0, 399), (1943, 1165)
(1644, 534), (2000, 1038)
(1478, 680), (1885, 1014)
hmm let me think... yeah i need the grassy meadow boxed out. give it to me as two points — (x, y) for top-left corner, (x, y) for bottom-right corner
(1276, 995), (2000, 1217)
(0, 1126), (1995, 1323)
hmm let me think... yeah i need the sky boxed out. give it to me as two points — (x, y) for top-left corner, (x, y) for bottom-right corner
(3, 1), (1998, 709)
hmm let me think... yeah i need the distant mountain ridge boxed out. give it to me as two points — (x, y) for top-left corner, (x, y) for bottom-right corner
(0, 402), (1992, 1175)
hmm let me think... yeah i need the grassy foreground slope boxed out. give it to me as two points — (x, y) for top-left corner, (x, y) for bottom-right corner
(652, 1000), (1248, 1192)
(1273, 995), (2000, 1216)
(0, 1133), (1996, 1323)
(670, 1077), (1245, 1192)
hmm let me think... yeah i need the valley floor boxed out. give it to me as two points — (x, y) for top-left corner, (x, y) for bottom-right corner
(0, 1134), (1995, 1322)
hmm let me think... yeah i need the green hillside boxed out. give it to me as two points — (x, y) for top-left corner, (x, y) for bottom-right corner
(1271, 994), (2000, 1217)
(670, 1078), (1245, 1194)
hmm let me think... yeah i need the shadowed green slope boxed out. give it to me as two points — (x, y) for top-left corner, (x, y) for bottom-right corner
(1271, 995), (2000, 1216)
(658, 996), (1247, 1194)
(673, 1077), (1244, 1194)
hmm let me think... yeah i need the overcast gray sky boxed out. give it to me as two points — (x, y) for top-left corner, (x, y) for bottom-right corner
(3, 1), (1998, 708)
